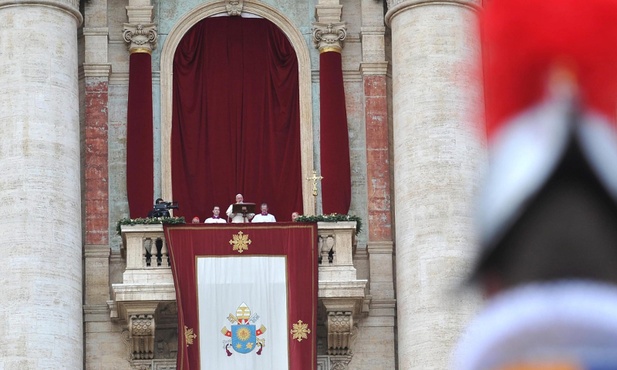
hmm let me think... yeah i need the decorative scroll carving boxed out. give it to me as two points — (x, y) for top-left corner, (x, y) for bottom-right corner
(327, 311), (352, 355)
(226, 0), (244, 16)
(123, 23), (158, 54)
(129, 314), (156, 359)
(312, 22), (347, 53)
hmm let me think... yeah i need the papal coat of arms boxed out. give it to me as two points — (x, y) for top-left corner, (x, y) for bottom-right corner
(221, 302), (266, 356)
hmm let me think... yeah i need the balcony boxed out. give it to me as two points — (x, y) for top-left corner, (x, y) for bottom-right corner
(109, 222), (368, 364)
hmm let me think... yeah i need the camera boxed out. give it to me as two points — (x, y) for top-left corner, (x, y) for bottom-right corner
(148, 201), (180, 218)
(154, 201), (179, 211)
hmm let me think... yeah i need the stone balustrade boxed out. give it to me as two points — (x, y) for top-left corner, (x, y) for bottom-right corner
(110, 222), (368, 366)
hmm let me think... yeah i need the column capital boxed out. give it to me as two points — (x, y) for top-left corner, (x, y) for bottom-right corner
(123, 23), (158, 54)
(312, 22), (347, 53)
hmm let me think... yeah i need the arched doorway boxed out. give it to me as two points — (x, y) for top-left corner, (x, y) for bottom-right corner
(161, 2), (314, 220)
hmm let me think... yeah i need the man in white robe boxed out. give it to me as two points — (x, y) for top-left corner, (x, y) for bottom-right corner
(251, 203), (276, 223)
(204, 206), (226, 224)
(226, 194), (254, 223)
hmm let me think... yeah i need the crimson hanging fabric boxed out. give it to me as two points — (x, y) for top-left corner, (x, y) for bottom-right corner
(319, 51), (351, 215)
(126, 52), (154, 218)
(171, 17), (303, 221)
(165, 223), (318, 369)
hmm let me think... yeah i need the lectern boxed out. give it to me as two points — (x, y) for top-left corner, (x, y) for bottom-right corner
(232, 202), (256, 223)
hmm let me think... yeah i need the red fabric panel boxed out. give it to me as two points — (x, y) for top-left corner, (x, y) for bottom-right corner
(127, 52), (154, 218)
(319, 52), (351, 215)
(171, 18), (303, 221)
(165, 223), (318, 370)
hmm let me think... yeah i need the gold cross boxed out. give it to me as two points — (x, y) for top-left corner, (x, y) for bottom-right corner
(306, 170), (323, 197)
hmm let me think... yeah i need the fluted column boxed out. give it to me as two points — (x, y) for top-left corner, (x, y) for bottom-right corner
(385, 0), (484, 368)
(0, 0), (83, 368)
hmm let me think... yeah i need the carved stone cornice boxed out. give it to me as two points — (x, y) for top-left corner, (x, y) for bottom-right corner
(123, 23), (158, 54)
(226, 0), (244, 16)
(312, 22), (347, 53)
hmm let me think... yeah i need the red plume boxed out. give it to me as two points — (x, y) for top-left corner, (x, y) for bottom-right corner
(481, 0), (617, 138)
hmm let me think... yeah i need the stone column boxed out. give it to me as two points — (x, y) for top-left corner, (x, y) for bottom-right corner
(124, 2), (157, 218)
(385, 0), (484, 369)
(0, 0), (83, 368)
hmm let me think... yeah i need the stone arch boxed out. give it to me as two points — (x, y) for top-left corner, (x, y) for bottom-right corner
(160, 1), (314, 213)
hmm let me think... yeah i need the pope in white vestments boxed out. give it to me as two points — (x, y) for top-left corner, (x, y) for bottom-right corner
(226, 193), (255, 223)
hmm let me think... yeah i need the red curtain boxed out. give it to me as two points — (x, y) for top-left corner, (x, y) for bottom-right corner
(127, 52), (154, 218)
(171, 17), (303, 221)
(319, 51), (351, 215)
(165, 223), (318, 369)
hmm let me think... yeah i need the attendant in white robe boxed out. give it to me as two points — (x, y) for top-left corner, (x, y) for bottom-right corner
(251, 203), (276, 223)
(204, 206), (226, 224)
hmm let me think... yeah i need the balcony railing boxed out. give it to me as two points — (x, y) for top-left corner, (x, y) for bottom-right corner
(110, 222), (368, 364)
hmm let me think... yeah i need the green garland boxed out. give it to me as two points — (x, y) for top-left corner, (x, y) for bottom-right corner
(295, 214), (362, 235)
(115, 214), (362, 236)
(116, 216), (186, 235)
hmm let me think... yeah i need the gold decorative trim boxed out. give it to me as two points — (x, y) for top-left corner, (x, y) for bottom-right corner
(229, 231), (252, 253)
(130, 47), (153, 55)
(319, 46), (342, 54)
(184, 325), (197, 347)
(290, 320), (311, 342)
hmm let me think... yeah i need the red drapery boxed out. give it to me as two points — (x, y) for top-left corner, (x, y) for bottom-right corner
(165, 223), (318, 370)
(171, 17), (303, 221)
(319, 51), (351, 215)
(127, 52), (154, 218)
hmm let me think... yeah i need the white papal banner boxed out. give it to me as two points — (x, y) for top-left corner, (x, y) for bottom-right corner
(198, 256), (289, 369)
(165, 224), (318, 369)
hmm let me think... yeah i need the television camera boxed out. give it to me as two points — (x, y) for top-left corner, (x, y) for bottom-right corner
(153, 201), (179, 211)
(148, 201), (179, 218)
